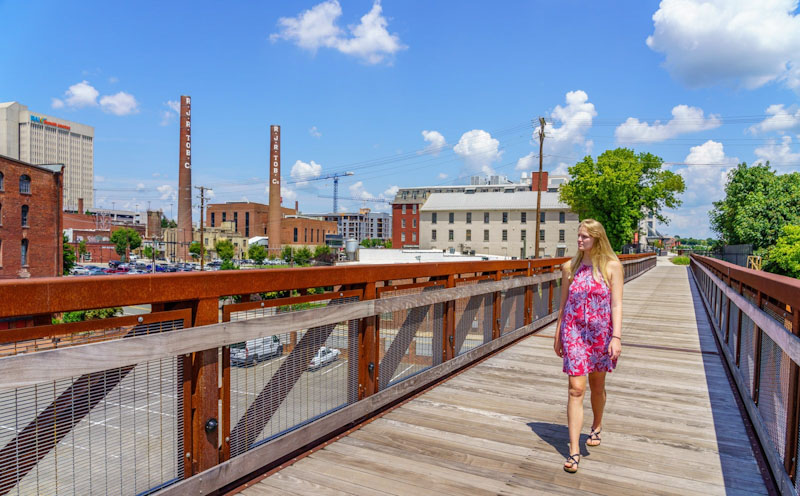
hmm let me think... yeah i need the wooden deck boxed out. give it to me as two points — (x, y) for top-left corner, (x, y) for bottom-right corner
(238, 261), (769, 495)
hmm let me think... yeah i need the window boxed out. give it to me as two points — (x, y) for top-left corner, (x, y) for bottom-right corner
(222, 212), (227, 222)
(502, 212), (508, 224)
(431, 229), (437, 241)
(540, 229), (545, 241)
(21, 205), (28, 227)
(210, 212), (215, 227)
(432, 213), (437, 224)
(521, 230), (526, 241)
(293, 227), (298, 242)
(402, 192), (407, 200)
(521, 212), (526, 224)
(466, 229), (471, 241)
(484, 230), (489, 242)
(559, 229), (565, 242)
(401, 232), (406, 242)
(502, 229), (508, 241)
(304, 228), (307, 242)
(540, 212), (546, 224)
(402, 204), (407, 214)
(21, 239), (28, 266)
(19, 175), (30, 194)
(412, 232), (417, 242)
(559, 212), (565, 223)
(557, 247), (566, 257)
(0, 171), (3, 191)
(449, 212), (454, 224)
(412, 204), (417, 214)
(448, 230), (454, 241)
(245, 212), (250, 237)
(401, 218), (406, 228)
(412, 218), (417, 228)
(466, 212), (472, 224)
(484, 212), (489, 224)
(234, 212), (238, 231)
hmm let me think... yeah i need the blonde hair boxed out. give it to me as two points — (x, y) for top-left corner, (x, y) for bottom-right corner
(568, 219), (619, 285)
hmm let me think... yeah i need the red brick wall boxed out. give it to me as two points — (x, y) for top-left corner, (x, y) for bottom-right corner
(281, 217), (338, 245)
(207, 203), (296, 237)
(0, 156), (63, 279)
(530, 171), (548, 192)
(392, 203), (420, 248)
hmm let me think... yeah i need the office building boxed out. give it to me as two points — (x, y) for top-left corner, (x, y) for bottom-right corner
(306, 208), (391, 243)
(0, 102), (94, 212)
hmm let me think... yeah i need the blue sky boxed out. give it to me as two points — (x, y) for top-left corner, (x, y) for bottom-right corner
(2, 0), (799, 238)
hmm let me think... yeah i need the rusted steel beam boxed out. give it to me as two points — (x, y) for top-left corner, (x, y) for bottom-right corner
(358, 283), (378, 399)
(443, 275), (456, 361)
(190, 298), (221, 474)
(784, 307), (800, 480)
(524, 264), (533, 326)
(492, 271), (502, 340)
(221, 289), (362, 322)
(220, 346), (231, 463)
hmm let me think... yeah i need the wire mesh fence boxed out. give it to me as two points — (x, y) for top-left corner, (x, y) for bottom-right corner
(454, 280), (493, 356)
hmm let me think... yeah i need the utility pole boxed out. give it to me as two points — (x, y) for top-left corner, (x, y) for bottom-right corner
(533, 117), (546, 259)
(195, 186), (212, 270)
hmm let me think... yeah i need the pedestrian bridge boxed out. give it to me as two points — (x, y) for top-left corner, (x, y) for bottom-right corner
(0, 254), (796, 495)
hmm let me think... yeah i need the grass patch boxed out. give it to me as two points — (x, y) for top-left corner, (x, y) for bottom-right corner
(671, 256), (690, 265)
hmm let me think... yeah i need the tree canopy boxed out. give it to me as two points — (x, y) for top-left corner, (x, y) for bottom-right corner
(248, 244), (268, 264)
(62, 234), (76, 275)
(215, 239), (235, 260)
(709, 163), (800, 250)
(559, 148), (685, 250)
(189, 241), (203, 259)
(764, 225), (800, 279)
(110, 228), (142, 260)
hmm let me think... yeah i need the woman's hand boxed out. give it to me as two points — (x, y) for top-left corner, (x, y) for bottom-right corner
(608, 336), (621, 360)
(554, 337), (563, 358)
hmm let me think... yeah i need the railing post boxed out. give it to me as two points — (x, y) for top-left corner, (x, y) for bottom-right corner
(784, 308), (800, 480)
(358, 282), (379, 399)
(189, 297), (221, 475)
(736, 281), (743, 367)
(444, 274), (456, 361)
(492, 271), (502, 340)
(547, 268), (555, 315)
(753, 291), (764, 404)
(524, 263), (533, 326)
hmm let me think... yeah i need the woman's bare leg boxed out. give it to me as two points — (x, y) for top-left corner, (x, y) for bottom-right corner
(588, 371), (606, 433)
(566, 374), (587, 465)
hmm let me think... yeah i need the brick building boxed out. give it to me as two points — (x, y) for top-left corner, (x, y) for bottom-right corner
(0, 154), (63, 278)
(282, 216), (339, 246)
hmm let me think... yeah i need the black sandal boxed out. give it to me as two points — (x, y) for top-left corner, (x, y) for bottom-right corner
(563, 453), (580, 473)
(587, 427), (602, 447)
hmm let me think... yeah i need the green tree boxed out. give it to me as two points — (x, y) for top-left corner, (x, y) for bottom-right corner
(248, 244), (268, 264)
(77, 239), (88, 260)
(559, 148), (685, 251)
(220, 259), (239, 270)
(384, 239), (392, 249)
(62, 234), (76, 275)
(215, 239), (235, 260)
(709, 163), (800, 250)
(54, 307), (121, 324)
(764, 225), (800, 279)
(281, 245), (294, 262)
(313, 245), (331, 258)
(189, 241), (203, 259)
(294, 247), (313, 265)
(110, 228), (142, 261)
(143, 246), (154, 259)
(161, 216), (177, 228)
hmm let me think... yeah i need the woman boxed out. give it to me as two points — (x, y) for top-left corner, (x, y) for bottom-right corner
(553, 219), (623, 473)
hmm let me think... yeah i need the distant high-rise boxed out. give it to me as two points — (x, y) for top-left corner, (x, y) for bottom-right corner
(177, 96), (192, 261)
(0, 101), (94, 211)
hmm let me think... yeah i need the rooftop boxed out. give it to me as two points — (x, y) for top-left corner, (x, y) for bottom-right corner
(420, 190), (568, 211)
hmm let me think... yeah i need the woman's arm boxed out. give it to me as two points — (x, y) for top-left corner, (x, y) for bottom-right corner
(554, 260), (571, 357)
(608, 260), (624, 360)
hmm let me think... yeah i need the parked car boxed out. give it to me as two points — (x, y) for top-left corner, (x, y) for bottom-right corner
(230, 336), (283, 367)
(309, 347), (341, 370)
(108, 260), (123, 268)
(86, 267), (107, 276)
(71, 266), (90, 276)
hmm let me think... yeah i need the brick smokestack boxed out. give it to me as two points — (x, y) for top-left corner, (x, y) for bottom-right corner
(531, 171), (548, 192)
(77, 198), (84, 214)
(268, 125), (282, 256)
(295, 200), (298, 213)
(177, 95), (192, 261)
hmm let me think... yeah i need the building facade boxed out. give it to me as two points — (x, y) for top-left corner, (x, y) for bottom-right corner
(0, 155), (64, 278)
(207, 202), (294, 239)
(0, 102), (94, 212)
(392, 174), (569, 249)
(281, 216), (339, 246)
(306, 208), (391, 243)
(418, 190), (579, 259)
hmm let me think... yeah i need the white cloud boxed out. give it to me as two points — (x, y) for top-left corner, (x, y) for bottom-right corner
(453, 129), (503, 176)
(160, 100), (181, 126)
(755, 135), (800, 165)
(383, 185), (399, 196)
(677, 140), (738, 205)
(421, 130), (446, 155)
(157, 184), (176, 201)
(290, 159), (323, 186)
(515, 151), (536, 171)
(748, 104), (800, 134)
(271, 0), (406, 65)
(63, 80), (99, 108)
(136, 183), (146, 192)
(281, 185), (297, 202)
(99, 91), (139, 115)
(646, 0), (800, 90)
(167, 100), (179, 113)
(309, 126), (322, 138)
(437, 172), (448, 180)
(534, 90), (597, 172)
(615, 105), (721, 144)
(109, 76), (119, 84)
(51, 98), (64, 109)
(349, 181), (375, 200)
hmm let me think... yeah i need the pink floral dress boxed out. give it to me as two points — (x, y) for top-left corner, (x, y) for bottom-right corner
(560, 263), (616, 376)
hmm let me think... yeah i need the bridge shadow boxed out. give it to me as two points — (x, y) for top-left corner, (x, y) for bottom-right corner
(526, 421), (590, 458)
(686, 266), (769, 493)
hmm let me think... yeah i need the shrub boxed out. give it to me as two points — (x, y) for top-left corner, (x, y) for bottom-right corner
(671, 256), (690, 265)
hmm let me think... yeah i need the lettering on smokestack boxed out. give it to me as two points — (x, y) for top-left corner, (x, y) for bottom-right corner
(177, 95), (193, 261)
(267, 125), (282, 255)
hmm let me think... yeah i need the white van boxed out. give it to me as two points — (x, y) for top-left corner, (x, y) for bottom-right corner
(230, 336), (283, 366)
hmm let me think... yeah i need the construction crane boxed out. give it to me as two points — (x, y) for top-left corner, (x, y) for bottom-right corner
(318, 195), (391, 208)
(288, 171), (354, 212)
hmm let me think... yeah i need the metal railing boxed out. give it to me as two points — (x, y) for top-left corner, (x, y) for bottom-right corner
(0, 254), (655, 495)
(691, 254), (800, 495)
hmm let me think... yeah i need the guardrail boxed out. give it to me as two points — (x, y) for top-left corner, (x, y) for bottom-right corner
(0, 254), (655, 495)
(691, 254), (800, 495)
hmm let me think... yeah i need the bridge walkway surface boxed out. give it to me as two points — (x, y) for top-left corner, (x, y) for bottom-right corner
(238, 261), (770, 495)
